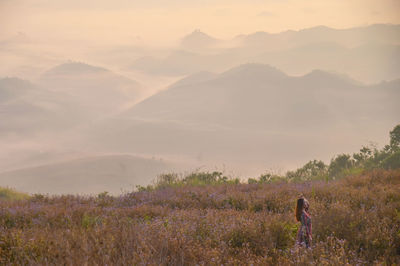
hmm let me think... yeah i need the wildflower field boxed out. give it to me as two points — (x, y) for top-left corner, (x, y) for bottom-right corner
(1, 169), (399, 265)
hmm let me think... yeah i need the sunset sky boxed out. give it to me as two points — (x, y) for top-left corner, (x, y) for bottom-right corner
(1, 0), (399, 45)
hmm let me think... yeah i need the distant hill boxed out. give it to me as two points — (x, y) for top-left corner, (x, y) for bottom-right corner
(39, 62), (144, 114)
(0, 77), (35, 102)
(86, 64), (399, 172)
(123, 63), (392, 129)
(42, 62), (108, 76)
(0, 155), (176, 195)
(180, 30), (221, 51)
(0, 77), (82, 136)
(251, 43), (400, 83)
(128, 50), (235, 76)
(0, 62), (145, 137)
(81, 64), (400, 173)
(165, 71), (218, 89)
(236, 24), (400, 49)
(128, 24), (400, 83)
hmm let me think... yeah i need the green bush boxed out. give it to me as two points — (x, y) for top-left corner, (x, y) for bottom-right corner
(381, 151), (400, 169)
(0, 187), (29, 201)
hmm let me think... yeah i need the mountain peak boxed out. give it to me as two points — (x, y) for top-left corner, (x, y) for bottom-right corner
(0, 77), (35, 93)
(181, 30), (219, 49)
(0, 77), (33, 86)
(42, 62), (108, 77)
(300, 25), (334, 32)
(183, 29), (215, 40)
(301, 69), (359, 86)
(220, 63), (287, 79)
(305, 69), (341, 78)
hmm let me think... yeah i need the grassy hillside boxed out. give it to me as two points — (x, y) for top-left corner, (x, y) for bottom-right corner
(0, 169), (399, 264)
(0, 187), (29, 201)
(1, 125), (399, 264)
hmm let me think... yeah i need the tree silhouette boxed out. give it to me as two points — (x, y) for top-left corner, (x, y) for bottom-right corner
(390, 124), (400, 151)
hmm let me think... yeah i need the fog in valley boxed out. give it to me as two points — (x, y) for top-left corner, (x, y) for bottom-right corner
(1, 0), (399, 194)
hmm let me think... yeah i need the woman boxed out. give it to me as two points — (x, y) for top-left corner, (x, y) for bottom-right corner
(295, 197), (312, 248)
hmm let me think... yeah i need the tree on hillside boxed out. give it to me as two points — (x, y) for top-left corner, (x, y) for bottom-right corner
(381, 151), (400, 169)
(286, 160), (327, 181)
(328, 154), (354, 178)
(377, 124), (400, 169)
(352, 145), (376, 168)
(390, 124), (400, 151)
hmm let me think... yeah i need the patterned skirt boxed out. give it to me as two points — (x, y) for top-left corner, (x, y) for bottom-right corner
(297, 226), (310, 248)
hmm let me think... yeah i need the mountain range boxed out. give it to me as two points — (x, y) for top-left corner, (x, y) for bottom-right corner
(86, 64), (399, 173)
(123, 64), (398, 129)
(0, 62), (146, 137)
(39, 62), (144, 114)
(128, 24), (400, 83)
(1, 42), (399, 193)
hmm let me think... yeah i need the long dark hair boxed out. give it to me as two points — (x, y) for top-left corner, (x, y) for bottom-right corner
(295, 198), (305, 221)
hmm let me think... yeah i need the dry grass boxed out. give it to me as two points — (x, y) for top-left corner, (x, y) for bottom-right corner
(0, 169), (399, 265)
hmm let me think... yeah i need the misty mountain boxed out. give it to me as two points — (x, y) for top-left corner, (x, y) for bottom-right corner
(128, 50), (237, 76)
(236, 24), (400, 49)
(39, 62), (144, 114)
(129, 43), (400, 83)
(123, 64), (397, 129)
(128, 24), (400, 83)
(0, 154), (176, 195)
(0, 77), (82, 136)
(0, 77), (35, 102)
(252, 43), (400, 83)
(180, 30), (222, 51)
(84, 64), (399, 173)
(167, 71), (218, 88)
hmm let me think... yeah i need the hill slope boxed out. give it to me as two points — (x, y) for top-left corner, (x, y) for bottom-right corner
(0, 155), (176, 195)
(39, 62), (144, 114)
(86, 64), (399, 171)
(0, 77), (82, 136)
(124, 64), (396, 129)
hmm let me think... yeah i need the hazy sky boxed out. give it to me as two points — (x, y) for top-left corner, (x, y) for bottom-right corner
(1, 0), (400, 46)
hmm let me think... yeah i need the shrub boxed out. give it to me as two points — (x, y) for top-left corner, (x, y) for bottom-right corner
(381, 151), (400, 169)
(0, 187), (29, 201)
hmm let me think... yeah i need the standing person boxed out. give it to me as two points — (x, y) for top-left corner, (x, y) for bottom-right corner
(295, 197), (312, 248)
